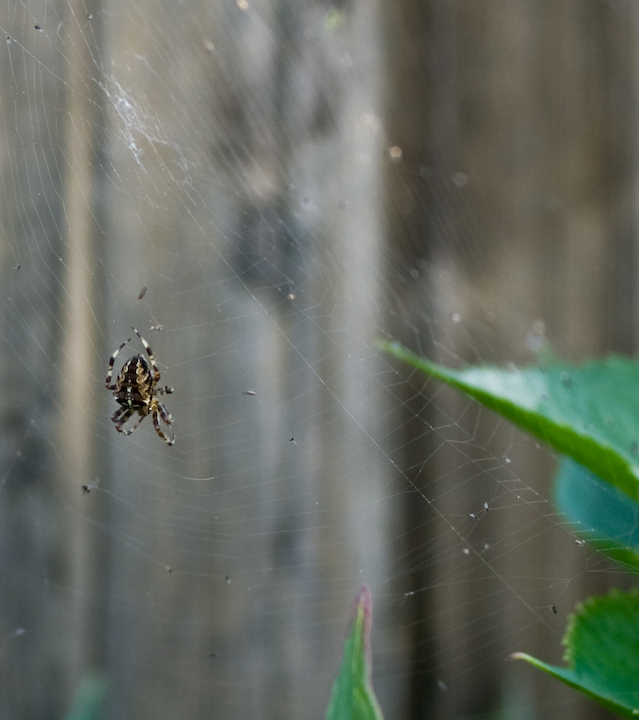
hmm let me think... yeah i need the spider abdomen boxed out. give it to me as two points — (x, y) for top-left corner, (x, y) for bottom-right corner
(115, 356), (153, 410)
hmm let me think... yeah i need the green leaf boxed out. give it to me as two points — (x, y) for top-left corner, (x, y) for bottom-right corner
(511, 589), (639, 719)
(325, 585), (384, 720)
(554, 457), (639, 572)
(380, 341), (639, 501)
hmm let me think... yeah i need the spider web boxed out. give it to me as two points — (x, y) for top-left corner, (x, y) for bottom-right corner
(0, 1), (632, 719)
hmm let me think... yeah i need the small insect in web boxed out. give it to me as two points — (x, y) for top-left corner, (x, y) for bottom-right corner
(105, 327), (176, 445)
(82, 477), (100, 494)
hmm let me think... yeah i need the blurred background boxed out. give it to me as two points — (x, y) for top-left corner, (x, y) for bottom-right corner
(0, 0), (636, 718)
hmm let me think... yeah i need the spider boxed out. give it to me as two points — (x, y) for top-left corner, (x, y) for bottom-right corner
(106, 327), (176, 445)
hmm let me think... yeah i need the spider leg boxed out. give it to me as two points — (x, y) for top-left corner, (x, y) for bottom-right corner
(156, 401), (174, 425)
(152, 407), (175, 446)
(118, 410), (146, 437)
(132, 327), (162, 383)
(106, 336), (132, 390)
(112, 406), (134, 433)
(111, 406), (128, 423)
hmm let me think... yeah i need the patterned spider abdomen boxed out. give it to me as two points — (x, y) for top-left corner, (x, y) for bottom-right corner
(116, 355), (153, 411)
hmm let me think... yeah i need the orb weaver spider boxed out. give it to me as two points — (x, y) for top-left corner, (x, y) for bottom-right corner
(105, 327), (175, 445)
